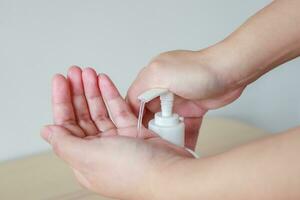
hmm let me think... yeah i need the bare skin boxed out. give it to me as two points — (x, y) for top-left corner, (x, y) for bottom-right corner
(41, 67), (194, 200)
(42, 0), (300, 199)
(127, 0), (300, 150)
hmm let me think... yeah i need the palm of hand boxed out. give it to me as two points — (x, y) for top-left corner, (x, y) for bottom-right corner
(41, 66), (191, 199)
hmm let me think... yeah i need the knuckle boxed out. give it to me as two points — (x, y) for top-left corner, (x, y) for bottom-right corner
(78, 113), (91, 121)
(146, 52), (174, 79)
(94, 114), (110, 123)
(148, 59), (164, 73)
(58, 118), (75, 126)
(78, 118), (93, 125)
(144, 59), (169, 89)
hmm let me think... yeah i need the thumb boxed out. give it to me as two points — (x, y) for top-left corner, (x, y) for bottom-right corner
(41, 125), (88, 168)
(126, 64), (170, 116)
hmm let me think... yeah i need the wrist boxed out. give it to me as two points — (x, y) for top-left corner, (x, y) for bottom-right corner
(202, 40), (249, 88)
(211, 36), (280, 87)
(149, 157), (202, 200)
(199, 38), (268, 89)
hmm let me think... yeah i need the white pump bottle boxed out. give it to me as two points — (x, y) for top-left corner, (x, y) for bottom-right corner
(138, 88), (185, 147)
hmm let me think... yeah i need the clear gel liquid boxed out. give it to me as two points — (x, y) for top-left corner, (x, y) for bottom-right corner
(137, 100), (146, 138)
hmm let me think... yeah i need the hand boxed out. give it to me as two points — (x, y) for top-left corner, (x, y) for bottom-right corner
(41, 66), (193, 200)
(127, 47), (245, 150)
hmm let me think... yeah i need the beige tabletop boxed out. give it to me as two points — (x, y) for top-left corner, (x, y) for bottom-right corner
(0, 118), (268, 200)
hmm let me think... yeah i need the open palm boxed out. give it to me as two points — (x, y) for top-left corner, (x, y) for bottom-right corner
(41, 66), (192, 200)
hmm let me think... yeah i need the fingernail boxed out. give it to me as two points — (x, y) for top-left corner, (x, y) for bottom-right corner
(98, 73), (107, 80)
(98, 73), (109, 87)
(41, 126), (53, 143)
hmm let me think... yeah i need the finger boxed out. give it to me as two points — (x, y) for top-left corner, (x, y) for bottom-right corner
(126, 66), (169, 116)
(141, 108), (154, 128)
(82, 68), (115, 132)
(98, 74), (137, 128)
(67, 66), (98, 136)
(184, 117), (202, 150)
(173, 98), (207, 117)
(143, 97), (160, 115)
(41, 125), (90, 168)
(52, 74), (85, 137)
(200, 87), (245, 109)
(145, 96), (207, 118)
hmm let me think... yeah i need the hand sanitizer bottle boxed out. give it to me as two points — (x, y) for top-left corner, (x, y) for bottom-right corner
(148, 92), (185, 147)
(138, 89), (198, 158)
(138, 89), (184, 147)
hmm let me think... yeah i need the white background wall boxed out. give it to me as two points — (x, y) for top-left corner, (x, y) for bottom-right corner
(1, 0), (299, 161)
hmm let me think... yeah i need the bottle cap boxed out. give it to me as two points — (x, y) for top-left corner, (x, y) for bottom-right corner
(154, 112), (180, 126)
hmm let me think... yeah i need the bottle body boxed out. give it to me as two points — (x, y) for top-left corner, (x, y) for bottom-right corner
(148, 112), (185, 147)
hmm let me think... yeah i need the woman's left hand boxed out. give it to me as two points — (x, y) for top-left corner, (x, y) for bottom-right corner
(41, 66), (193, 200)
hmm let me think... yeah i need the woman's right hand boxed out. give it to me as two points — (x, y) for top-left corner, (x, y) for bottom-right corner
(127, 43), (246, 150)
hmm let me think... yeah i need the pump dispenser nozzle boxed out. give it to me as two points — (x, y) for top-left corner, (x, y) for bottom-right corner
(160, 92), (173, 117)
